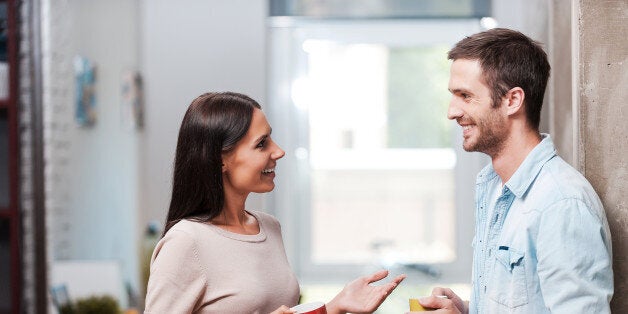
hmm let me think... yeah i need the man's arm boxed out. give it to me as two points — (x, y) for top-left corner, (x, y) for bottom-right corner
(536, 199), (613, 313)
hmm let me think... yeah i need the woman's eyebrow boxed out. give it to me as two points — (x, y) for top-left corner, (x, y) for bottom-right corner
(254, 134), (268, 144)
(253, 127), (272, 144)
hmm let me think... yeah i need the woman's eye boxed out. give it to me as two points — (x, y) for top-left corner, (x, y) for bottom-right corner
(256, 140), (266, 148)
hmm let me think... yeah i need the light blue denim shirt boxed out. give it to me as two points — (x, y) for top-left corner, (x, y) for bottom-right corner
(469, 134), (613, 313)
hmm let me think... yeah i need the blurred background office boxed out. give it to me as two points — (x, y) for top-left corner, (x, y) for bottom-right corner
(0, 0), (626, 313)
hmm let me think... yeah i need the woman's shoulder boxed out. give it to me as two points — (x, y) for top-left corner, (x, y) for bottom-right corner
(249, 210), (279, 223)
(151, 221), (205, 264)
(164, 219), (213, 240)
(249, 210), (282, 230)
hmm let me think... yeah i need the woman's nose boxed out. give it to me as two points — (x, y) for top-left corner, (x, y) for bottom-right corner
(271, 142), (285, 160)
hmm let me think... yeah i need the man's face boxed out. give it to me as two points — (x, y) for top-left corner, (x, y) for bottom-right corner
(447, 59), (508, 156)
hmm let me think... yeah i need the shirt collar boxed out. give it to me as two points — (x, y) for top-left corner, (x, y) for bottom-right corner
(504, 133), (557, 198)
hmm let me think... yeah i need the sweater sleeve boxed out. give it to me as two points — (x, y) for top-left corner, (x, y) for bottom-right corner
(144, 229), (207, 313)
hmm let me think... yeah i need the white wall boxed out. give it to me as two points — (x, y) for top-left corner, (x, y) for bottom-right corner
(138, 0), (268, 231)
(43, 0), (269, 307)
(43, 0), (141, 303)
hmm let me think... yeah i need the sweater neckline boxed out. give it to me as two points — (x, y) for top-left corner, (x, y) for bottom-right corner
(203, 210), (267, 243)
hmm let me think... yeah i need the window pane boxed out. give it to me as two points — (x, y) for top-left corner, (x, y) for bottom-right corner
(387, 47), (452, 148)
(303, 41), (456, 265)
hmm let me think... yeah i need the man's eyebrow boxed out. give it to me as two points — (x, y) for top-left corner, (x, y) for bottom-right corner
(449, 88), (472, 95)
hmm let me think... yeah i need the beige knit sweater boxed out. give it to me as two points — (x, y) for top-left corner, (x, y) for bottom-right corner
(145, 211), (300, 313)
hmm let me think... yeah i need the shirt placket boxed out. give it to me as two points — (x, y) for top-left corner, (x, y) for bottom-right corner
(472, 179), (489, 314)
(480, 186), (514, 311)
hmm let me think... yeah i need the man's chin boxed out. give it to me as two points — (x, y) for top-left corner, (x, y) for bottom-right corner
(462, 140), (477, 152)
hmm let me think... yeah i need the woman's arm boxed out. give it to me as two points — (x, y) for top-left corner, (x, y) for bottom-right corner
(145, 229), (207, 313)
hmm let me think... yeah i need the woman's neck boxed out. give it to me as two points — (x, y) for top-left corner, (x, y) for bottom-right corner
(211, 196), (260, 235)
(216, 205), (247, 226)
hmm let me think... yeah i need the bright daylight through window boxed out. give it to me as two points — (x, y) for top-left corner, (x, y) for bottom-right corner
(268, 20), (484, 295)
(295, 41), (457, 266)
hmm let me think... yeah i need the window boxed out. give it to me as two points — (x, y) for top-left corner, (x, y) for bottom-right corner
(267, 19), (488, 287)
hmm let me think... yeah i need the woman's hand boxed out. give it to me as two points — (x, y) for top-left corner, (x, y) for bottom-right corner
(269, 305), (296, 314)
(326, 270), (406, 314)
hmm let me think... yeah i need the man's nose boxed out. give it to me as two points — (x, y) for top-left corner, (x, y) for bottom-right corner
(447, 99), (463, 120)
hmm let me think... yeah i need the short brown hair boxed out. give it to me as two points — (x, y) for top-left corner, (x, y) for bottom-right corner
(448, 28), (550, 130)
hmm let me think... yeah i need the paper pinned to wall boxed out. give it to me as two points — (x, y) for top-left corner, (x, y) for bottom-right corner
(120, 70), (144, 130)
(74, 55), (97, 127)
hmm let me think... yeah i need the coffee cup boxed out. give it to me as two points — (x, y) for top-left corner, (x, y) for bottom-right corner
(291, 301), (327, 314)
(409, 295), (447, 311)
(409, 298), (432, 311)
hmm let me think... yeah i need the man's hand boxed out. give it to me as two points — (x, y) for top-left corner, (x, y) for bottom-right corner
(411, 287), (468, 314)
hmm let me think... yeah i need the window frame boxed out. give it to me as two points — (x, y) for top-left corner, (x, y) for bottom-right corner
(266, 18), (489, 285)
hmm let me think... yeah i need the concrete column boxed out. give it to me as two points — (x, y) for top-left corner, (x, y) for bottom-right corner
(548, 0), (574, 164)
(575, 0), (628, 312)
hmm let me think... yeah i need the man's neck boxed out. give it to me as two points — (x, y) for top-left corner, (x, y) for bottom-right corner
(491, 130), (542, 183)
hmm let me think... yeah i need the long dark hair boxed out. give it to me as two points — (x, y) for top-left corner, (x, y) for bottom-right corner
(163, 92), (261, 235)
(448, 28), (550, 130)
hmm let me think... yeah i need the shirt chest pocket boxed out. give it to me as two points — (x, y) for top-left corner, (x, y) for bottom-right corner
(487, 247), (529, 308)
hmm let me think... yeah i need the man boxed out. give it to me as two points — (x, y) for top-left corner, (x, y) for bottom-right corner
(418, 28), (613, 313)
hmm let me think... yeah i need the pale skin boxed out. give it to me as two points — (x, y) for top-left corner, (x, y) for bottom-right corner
(218, 109), (406, 314)
(410, 59), (542, 314)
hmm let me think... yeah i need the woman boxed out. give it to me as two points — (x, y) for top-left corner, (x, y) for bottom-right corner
(145, 92), (405, 314)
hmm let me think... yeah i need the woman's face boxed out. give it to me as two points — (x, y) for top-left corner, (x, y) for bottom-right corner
(222, 108), (285, 196)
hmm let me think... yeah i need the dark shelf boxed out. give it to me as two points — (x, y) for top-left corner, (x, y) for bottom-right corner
(0, 0), (19, 313)
(0, 208), (12, 218)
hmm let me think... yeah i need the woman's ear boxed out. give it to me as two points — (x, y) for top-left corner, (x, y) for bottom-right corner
(221, 151), (233, 173)
(504, 87), (525, 116)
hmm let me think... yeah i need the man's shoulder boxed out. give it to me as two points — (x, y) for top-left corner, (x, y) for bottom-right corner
(528, 156), (602, 210)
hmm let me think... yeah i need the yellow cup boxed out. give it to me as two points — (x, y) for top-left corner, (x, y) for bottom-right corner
(409, 298), (433, 311)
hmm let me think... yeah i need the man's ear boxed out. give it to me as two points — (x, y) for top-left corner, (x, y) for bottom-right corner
(504, 87), (525, 116)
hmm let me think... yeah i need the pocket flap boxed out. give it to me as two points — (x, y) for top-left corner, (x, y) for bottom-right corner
(495, 247), (524, 270)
